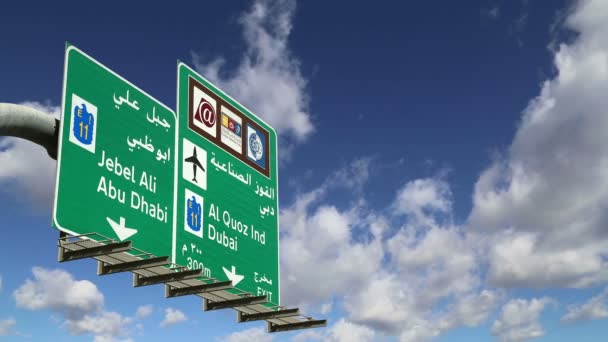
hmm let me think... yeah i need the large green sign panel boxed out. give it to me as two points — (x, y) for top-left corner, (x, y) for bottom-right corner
(176, 63), (279, 304)
(53, 46), (177, 258)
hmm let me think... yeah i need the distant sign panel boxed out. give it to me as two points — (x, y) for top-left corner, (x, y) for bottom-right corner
(53, 46), (177, 258)
(177, 63), (279, 304)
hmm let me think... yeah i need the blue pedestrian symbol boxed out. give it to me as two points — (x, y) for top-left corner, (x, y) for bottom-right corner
(186, 195), (202, 232)
(72, 103), (95, 145)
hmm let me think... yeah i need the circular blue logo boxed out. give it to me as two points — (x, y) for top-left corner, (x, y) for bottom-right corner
(249, 133), (263, 161)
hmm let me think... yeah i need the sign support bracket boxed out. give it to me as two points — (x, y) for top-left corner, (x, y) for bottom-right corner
(55, 232), (327, 333)
(133, 269), (202, 287)
(267, 319), (328, 333)
(98, 256), (170, 275)
(165, 280), (233, 298)
(58, 240), (131, 262)
(204, 295), (267, 311)
(237, 308), (300, 323)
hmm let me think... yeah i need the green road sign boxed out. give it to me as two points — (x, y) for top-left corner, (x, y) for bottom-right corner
(53, 46), (177, 258)
(176, 63), (279, 304)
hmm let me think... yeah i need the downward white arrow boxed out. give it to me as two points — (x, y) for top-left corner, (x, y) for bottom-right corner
(106, 216), (138, 241)
(222, 265), (244, 286)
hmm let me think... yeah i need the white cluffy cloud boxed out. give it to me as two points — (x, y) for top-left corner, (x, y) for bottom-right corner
(14, 267), (134, 341)
(0, 101), (59, 212)
(491, 298), (553, 342)
(280, 159), (497, 341)
(279, 159), (382, 307)
(0, 318), (16, 336)
(561, 287), (608, 324)
(194, 0), (313, 141)
(14, 267), (104, 318)
(159, 308), (187, 327)
(135, 305), (154, 319)
(392, 177), (453, 229)
(324, 319), (376, 342)
(292, 319), (376, 342)
(468, 0), (608, 289)
(64, 311), (133, 340)
(220, 327), (274, 342)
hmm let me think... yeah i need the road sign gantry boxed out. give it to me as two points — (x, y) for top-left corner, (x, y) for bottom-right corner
(52, 45), (323, 333)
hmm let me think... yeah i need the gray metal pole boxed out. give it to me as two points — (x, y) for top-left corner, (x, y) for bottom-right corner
(0, 103), (59, 159)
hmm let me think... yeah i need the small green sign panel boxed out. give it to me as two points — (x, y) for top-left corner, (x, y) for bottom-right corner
(176, 63), (280, 304)
(53, 46), (177, 258)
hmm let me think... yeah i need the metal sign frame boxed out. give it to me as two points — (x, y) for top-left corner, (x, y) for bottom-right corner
(48, 45), (324, 333)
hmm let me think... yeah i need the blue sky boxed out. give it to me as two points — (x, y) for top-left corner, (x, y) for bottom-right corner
(2, 0), (608, 341)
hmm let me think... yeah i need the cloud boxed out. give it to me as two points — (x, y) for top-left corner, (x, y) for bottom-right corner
(508, 10), (529, 47)
(482, 4), (501, 20)
(93, 337), (134, 342)
(491, 298), (553, 342)
(487, 231), (605, 288)
(324, 158), (372, 196)
(280, 167), (495, 340)
(393, 178), (452, 219)
(64, 311), (133, 341)
(14, 267), (134, 341)
(0, 318), (16, 336)
(0, 101), (58, 212)
(389, 179), (466, 290)
(135, 305), (154, 319)
(160, 308), (187, 327)
(279, 191), (384, 307)
(14, 267), (104, 319)
(342, 271), (499, 341)
(440, 290), (503, 328)
(218, 327), (273, 342)
(292, 319), (376, 342)
(510, 11), (529, 33)
(319, 301), (333, 315)
(382, 224), (481, 317)
(561, 287), (608, 324)
(469, 0), (608, 288)
(325, 320), (375, 342)
(0, 274), (3, 293)
(193, 0), (313, 142)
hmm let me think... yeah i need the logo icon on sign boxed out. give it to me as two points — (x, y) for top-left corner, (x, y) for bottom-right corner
(69, 94), (97, 153)
(249, 133), (263, 161)
(223, 116), (241, 135)
(195, 98), (215, 128)
(247, 124), (266, 169)
(220, 106), (243, 153)
(185, 189), (203, 238)
(190, 86), (218, 138)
